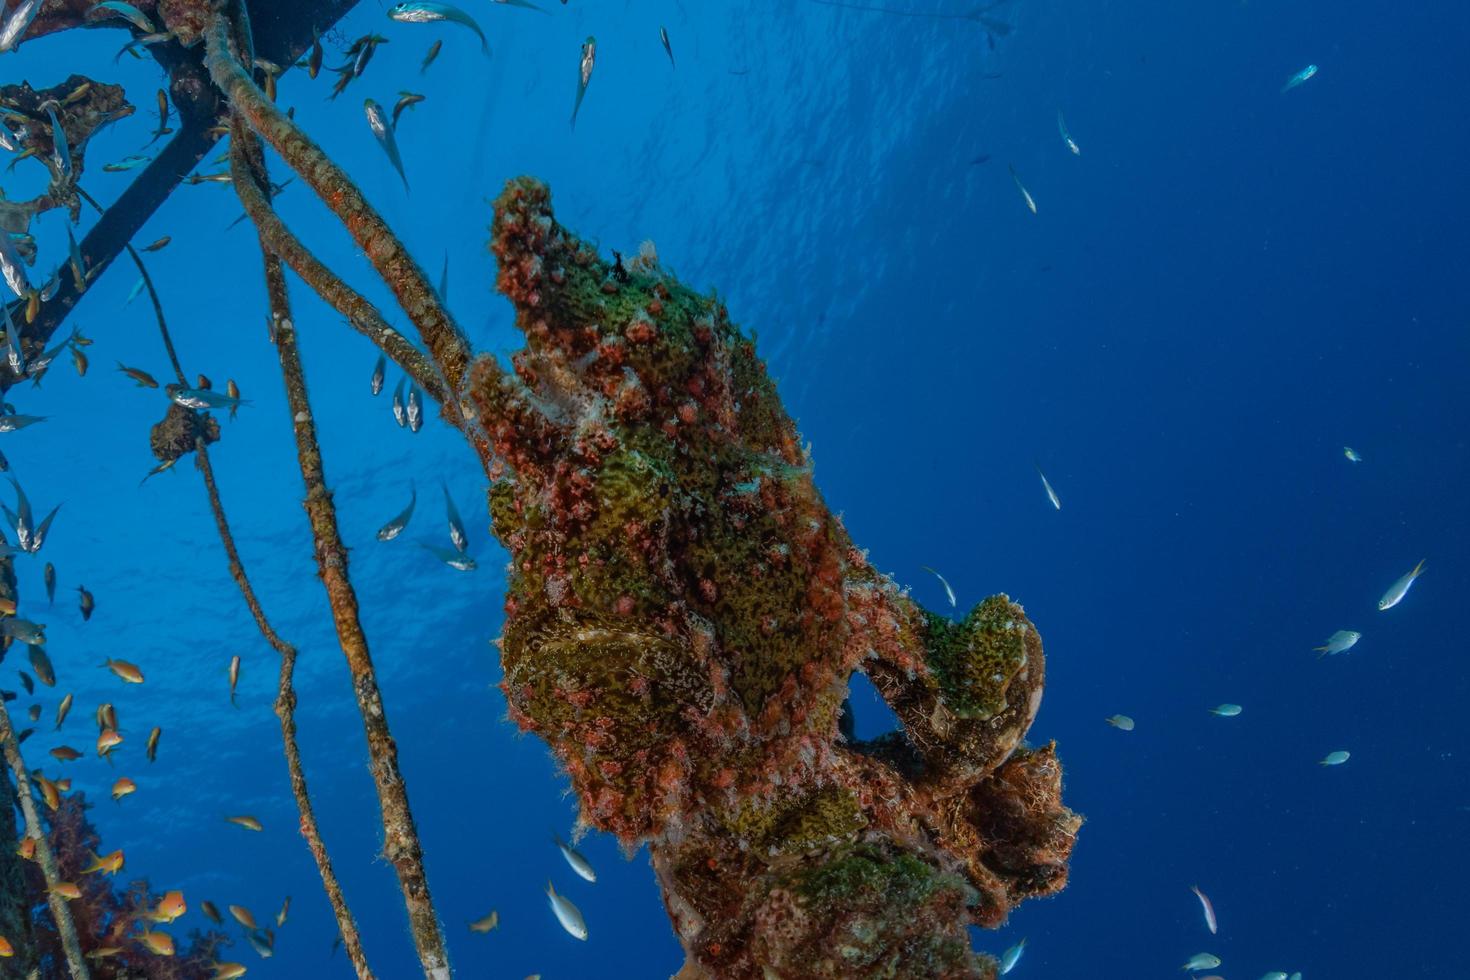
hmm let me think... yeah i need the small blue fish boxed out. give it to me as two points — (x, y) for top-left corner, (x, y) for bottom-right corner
(123, 277), (145, 306)
(660, 26), (674, 68)
(371, 354), (386, 396)
(442, 481), (469, 554)
(387, 3), (488, 55)
(103, 153), (152, 172)
(1282, 64), (1318, 93)
(422, 543), (475, 571)
(999, 939), (1025, 974)
(364, 99), (409, 190)
(45, 105), (70, 181)
(165, 384), (249, 412)
(91, 1), (156, 33)
(378, 484), (416, 541)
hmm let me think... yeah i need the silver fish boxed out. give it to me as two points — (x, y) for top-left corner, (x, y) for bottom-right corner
(1378, 559), (1425, 611)
(0, 0), (40, 54)
(0, 228), (31, 299)
(377, 485), (416, 541)
(571, 36), (596, 130)
(371, 354), (386, 395)
(0, 115), (19, 152)
(1035, 463), (1061, 510)
(493, 0), (546, 10)
(406, 384), (423, 432)
(443, 481), (469, 553)
(27, 502), (60, 553)
(92, 1), (156, 33)
(165, 384), (248, 412)
(3, 312), (24, 376)
(45, 106), (70, 183)
(1057, 109), (1080, 155)
(920, 565), (956, 607)
(660, 26), (674, 68)
(364, 99), (409, 190)
(1009, 163), (1037, 215)
(422, 543), (475, 571)
(391, 377), (406, 426)
(6, 478), (32, 551)
(546, 880), (587, 940)
(102, 153), (151, 172)
(999, 939), (1025, 975)
(1282, 64), (1318, 93)
(387, 3), (488, 55)
(0, 414), (46, 433)
(553, 833), (596, 883)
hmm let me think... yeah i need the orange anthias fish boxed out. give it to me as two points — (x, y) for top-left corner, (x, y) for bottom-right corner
(16, 837), (35, 861)
(49, 881), (83, 900)
(146, 726), (161, 762)
(228, 904), (257, 929)
(138, 929), (175, 956)
(103, 658), (145, 683)
(49, 745), (82, 762)
(97, 702), (117, 730)
(0, 934), (12, 956)
(85, 947), (124, 960)
(53, 778), (72, 792)
(210, 962), (248, 979)
(83, 849), (125, 875)
(112, 777), (137, 802)
(226, 815), (263, 832)
(152, 890), (186, 923)
(97, 728), (123, 758)
(35, 775), (61, 810)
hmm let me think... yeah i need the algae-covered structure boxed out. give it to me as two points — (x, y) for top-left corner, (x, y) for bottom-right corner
(476, 178), (1080, 978)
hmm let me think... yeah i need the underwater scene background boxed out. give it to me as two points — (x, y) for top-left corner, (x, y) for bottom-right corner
(2, 0), (1468, 977)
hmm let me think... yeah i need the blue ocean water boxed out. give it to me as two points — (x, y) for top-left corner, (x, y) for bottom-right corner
(3, 0), (1468, 977)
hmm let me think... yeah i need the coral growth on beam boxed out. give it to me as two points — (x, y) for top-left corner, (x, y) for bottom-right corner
(476, 178), (1080, 979)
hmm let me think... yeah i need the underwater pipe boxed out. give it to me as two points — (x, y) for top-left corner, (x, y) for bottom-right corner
(0, 699), (90, 979)
(234, 120), (452, 980)
(106, 207), (377, 979)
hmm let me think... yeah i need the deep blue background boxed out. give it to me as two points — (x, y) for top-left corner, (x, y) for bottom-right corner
(4, 0), (1468, 977)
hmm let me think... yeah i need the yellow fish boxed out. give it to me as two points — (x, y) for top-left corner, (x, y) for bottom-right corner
(211, 963), (248, 979)
(49, 746), (82, 762)
(226, 815), (263, 832)
(152, 890), (186, 923)
(138, 929), (175, 956)
(112, 777), (137, 802)
(97, 728), (123, 757)
(228, 904), (257, 929)
(83, 849), (125, 875)
(50, 881), (83, 900)
(146, 726), (161, 762)
(102, 658), (145, 683)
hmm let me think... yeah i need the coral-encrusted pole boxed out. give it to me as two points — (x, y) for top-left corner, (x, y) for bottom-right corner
(0, 700), (90, 980)
(473, 178), (1079, 979)
(236, 127), (451, 980)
